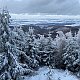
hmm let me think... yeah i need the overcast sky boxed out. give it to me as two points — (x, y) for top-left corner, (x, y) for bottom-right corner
(0, 0), (80, 15)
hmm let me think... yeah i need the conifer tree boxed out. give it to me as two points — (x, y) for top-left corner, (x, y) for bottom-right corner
(0, 9), (32, 80)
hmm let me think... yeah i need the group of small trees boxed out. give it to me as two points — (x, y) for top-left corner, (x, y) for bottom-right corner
(0, 9), (80, 79)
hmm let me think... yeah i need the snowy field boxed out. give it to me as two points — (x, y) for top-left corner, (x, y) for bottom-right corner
(20, 67), (79, 80)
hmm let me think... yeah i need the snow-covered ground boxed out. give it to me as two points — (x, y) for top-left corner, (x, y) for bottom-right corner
(21, 67), (79, 80)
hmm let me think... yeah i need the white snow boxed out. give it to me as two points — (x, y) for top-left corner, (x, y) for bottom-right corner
(23, 67), (79, 80)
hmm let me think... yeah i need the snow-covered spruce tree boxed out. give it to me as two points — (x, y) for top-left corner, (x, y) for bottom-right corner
(0, 9), (32, 80)
(53, 31), (67, 69)
(23, 27), (39, 69)
(43, 32), (58, 68)
(34, 32), (57, 68)
(0, 9), (11, 80)
(34, 34), (49, 66)
(10, 26), (34, 79)
(63, 31), (80, 72)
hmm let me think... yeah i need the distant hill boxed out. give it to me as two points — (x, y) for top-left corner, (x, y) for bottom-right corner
(10, 19), (80, 38)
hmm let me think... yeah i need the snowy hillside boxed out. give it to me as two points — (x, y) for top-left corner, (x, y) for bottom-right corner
(21, 67), (79, 80)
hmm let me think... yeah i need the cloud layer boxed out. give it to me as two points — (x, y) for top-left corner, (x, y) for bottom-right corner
(0, 0), (80, 15)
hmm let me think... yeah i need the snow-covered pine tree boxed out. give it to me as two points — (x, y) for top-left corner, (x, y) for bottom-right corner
(0, 9), (32, 80)
(0, 8), (11, 80)
(24, 27), (39, 69)
(54, 31), (67, 69)
(63, 31), (80, 72)
(34, 34), (48, 66)
(34, 32), (57, 68)
(43, 32), (57, 67)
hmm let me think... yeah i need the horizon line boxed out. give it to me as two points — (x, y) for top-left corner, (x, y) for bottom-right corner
(10, 13), (80, 19)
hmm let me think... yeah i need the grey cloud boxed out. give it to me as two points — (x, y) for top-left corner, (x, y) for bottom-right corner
(0, 0), (80, 15)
